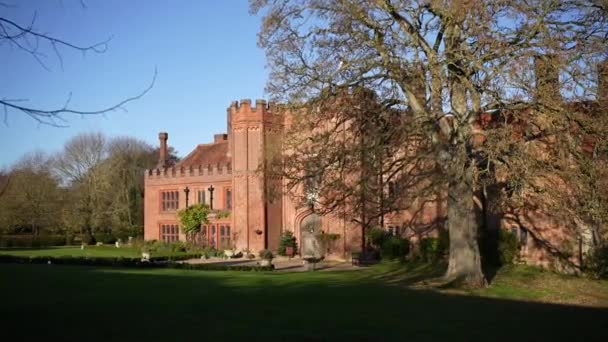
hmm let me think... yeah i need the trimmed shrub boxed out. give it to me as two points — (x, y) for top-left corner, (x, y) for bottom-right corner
(498, 229), (520, 265)
(94, 233), (117, 245)
(112, 225), (143, 241)
(141, 240), (174, 254)
(367, 227), (387, 247)
(278, 231), (298, 256)
(0, 235), (68, 248)
(586, 245), (608, 279)
(420, 238), (438, 262)
(419, 230), (449, 263)
(381, 236), (410, 260)
(259, 249), (274, 260)
(0, 254), (273, 271)
(170, 241), (186, 253)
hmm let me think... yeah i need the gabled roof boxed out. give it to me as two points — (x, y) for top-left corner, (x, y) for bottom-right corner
(176, 141), (230, 168)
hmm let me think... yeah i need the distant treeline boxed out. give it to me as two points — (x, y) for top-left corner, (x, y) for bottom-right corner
(0, 132), (178, 244)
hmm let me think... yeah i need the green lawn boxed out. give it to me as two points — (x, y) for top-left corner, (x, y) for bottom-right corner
(0, 245), (192, 258)
(0, 261), (607, 341)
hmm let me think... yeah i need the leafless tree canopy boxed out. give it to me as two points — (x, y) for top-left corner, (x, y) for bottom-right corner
(253, 0), (608, 286)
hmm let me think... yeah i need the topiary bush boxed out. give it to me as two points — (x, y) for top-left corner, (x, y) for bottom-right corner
(259, 249), (274, 260)
(498, 229), (520, 265)
(0, 235), (68, 248)
(278, 231), (298, 256)
(170, 241), (186, 253)
(94, 233), (117, 245)
(419, 230), (449, 263)
(586, 245), (608, 279)
(367, 226), (387, 247)
(419, 237), (438, 262)
(381, 236), (410, 260)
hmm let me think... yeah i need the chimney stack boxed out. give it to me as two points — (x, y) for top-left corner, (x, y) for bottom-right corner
(158, 132), (168, 168)
(534, 54), (561, 105)
(599, 60), (608, 111)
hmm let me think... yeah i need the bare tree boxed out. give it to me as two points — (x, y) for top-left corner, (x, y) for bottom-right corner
(253, 0), (607, 286)
(55, 133), (158, 239)
(0, 169), (10, 199)
(55, 132), (107, 184)
(55, 132), (108, 238)
(0, 1), (155, 126)
(1, 151), (64, 236)
(103, 137), (156, 234)
(267, 88), (440, 252)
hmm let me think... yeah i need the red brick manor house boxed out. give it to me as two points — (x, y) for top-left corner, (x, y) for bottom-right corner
(144, 61), (607, 268)
(144, 99), (378, 255)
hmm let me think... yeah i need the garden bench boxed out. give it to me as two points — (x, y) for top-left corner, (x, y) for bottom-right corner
(351, 252), (377, 266)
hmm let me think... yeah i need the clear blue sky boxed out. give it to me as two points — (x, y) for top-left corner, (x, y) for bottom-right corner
(0, 0), (267, 168)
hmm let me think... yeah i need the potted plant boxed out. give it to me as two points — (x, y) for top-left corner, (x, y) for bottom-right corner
(259, 249), (274, 266)
(278, 231), (298, 257)
(286, 246), (294, 258)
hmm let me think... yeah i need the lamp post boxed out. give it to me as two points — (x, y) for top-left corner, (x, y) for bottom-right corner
(184, 186), (190, 208)
(208, 185), (215, 210)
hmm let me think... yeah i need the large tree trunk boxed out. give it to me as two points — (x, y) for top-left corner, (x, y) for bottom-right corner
(442, 19), (486, 287)
(445, 166), (487, 287)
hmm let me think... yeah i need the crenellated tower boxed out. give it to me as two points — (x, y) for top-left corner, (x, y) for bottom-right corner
(229, 99), (282, 251)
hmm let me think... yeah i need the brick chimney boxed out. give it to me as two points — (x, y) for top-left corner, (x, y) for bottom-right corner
(534, 54), (561, 105)
(158, 132), (168, 168)
(599, 59), (608, 110)
(214, 133), (228, 143)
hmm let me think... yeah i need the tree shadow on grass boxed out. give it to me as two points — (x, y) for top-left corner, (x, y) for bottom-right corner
(0, 263), (607, 341)
(361, 261), (448, 286)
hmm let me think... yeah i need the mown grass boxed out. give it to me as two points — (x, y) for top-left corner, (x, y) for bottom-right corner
(0, 260), (607, 341)
(473, 265), (608, 306)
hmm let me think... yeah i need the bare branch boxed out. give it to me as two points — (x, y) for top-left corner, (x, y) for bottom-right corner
(1, 68), (157, 126)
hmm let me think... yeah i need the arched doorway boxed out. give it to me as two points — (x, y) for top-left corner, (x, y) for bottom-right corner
(300, 213), (322, 258)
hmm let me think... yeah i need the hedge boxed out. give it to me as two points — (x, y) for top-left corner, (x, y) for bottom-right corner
(0, 235), (72, 248)
(0, 254), (274, 272)
(167, 263), (274, 272)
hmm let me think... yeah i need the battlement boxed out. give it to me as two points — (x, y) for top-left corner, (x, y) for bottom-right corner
(145, 162), (232, 179)
(227, 99), (275, 116)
